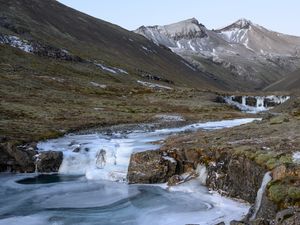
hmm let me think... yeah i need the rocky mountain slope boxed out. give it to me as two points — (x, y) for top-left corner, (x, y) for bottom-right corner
(135, 18), (300, 91)
(0, 0), (222, 90)
(265, 68), (300, 92)
(1, 0), (251, 171)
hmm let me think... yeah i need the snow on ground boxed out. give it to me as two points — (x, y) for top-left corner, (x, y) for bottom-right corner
(154, 114), (185, 122)
(90, 82), (107, 88)
(95, 63), (128, 75)
(181, 60), (196, 71)
(188, 40), (196, 51)
(137, 80), (172, 90)
(0, 35), (33, 53)
(293, 152), (300, 164)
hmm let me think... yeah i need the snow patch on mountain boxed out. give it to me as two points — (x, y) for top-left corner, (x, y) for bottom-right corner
(137, 80), (172, 90)
(0, 35), (33, 53)
(95, 63), (128, 75)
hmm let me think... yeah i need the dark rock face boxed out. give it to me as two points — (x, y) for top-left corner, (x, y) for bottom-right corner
(215, 95), (226, 103)
(32, 42), (83, 62)
(0, 142), (37, 172)
(246, 97), (257, 107)
(207, 154), (266, 203)
(233, 96), (243, 104)
(36, 151), (63, 173)
(264, 99), (277, 107)
(127, 150), (177, 184)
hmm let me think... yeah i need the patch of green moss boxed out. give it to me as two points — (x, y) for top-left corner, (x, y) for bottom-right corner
(255, 153), (274, 166)
(279, 155), (293, 164)
(288, 186), (300, 200)
(266, 158), (280, 170)
(268, 183), (288, 203)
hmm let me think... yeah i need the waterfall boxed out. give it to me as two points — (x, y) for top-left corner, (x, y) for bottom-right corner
(196, 164), (208, 185)
(250, 172), (272, 220)
(242, 96), (246, 106)
(256, 96), (264, 109)
(222, 95), (290, 113)
(34, 153), (41, 174)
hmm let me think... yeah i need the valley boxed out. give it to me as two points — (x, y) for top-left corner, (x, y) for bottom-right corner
(0, 0), (300, 225)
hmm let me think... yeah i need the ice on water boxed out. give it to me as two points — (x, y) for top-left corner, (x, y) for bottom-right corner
(37, 118), (259, 182)
(0, 118), (260, 225)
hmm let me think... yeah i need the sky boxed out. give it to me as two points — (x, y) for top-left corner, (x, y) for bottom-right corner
(58, 0), (300, 36)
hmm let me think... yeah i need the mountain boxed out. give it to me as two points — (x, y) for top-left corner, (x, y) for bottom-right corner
(0, 0), (220, 90)
(2, 0), (235, 143)
(135, 18), (300, 91)
(264, 68), (300, 92)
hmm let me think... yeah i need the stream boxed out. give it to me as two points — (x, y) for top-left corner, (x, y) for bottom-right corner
(0, 118), (259, 225)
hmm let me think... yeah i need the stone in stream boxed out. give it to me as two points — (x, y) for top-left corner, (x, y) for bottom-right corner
(127, 150), (177, 184)
(36, 151), (63, 173)
(0, 141), (37, 172)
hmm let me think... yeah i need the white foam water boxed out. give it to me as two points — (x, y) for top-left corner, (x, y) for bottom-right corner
(0, 118), (259, 225)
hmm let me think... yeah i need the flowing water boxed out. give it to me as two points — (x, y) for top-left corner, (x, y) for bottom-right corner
(0, 118), (259, 225)
(250, 172), (272, 220)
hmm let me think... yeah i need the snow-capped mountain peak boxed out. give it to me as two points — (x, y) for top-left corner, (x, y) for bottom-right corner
(233, 18), (252, 29)
(135, 18), (208, 48)
(218, 18), (253, 31)
(134, 18), (300, 91)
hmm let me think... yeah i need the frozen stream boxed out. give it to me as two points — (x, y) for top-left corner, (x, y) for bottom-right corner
(0, 118), (259, 225)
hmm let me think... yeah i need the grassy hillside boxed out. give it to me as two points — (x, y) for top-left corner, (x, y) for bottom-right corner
(0, 0), (220, 88)
(0, 0), (245, 143)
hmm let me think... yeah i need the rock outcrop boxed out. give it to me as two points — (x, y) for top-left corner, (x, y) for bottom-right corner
(127, 150), (177, 184)
(36, 151), (63, 173)
(0, 141), (37, 172)
(0, 140), (63, 173)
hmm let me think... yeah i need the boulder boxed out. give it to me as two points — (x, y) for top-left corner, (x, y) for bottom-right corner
(0, 141), (37, 172)
(275, 208), (300, 225)
(127, 150), (177, 184)
(36, 151), (63, 173)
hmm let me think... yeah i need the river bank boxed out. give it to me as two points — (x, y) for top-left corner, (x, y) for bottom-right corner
(128, 101), (300, 224)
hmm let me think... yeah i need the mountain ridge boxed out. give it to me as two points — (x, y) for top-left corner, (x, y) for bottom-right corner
(135, 18), (300, 91)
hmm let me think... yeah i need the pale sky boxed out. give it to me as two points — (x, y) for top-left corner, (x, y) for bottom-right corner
(58, 0), (300, 36)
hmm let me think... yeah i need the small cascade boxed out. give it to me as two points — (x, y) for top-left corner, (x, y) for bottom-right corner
(33, 153), (41, 174)
(256, 96), (264, 109)
(221, 95), (290, 113)
(196, 164), (208, 185)
(37, 118), (259, 182)
(250, 172), (272, 220)
(242, 96), (246, 106)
